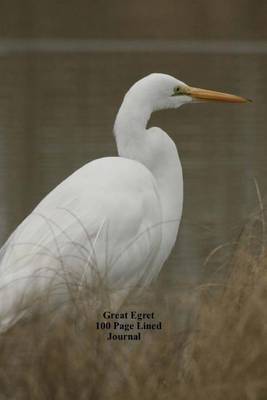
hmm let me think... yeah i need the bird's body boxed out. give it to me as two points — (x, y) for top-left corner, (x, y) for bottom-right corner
(0, 157), (168, 323)
(0, 73), (248, 328)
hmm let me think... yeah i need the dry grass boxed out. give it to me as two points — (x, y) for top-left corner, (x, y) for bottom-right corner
(1, 209), (267, 399)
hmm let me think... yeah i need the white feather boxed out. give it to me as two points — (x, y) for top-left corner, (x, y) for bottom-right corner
(0, 73), (185, 327)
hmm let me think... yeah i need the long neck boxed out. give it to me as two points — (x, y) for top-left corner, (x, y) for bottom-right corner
(114, 95), (183, 263)
(114, 95), (152, 158)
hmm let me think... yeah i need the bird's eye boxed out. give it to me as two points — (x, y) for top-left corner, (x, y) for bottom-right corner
(172, 87), (183, 96)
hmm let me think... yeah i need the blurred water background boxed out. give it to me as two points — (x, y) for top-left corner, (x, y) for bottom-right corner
(0, 0), (266, 287)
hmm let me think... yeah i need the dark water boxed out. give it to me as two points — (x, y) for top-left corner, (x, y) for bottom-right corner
(0, 49), (265, 285)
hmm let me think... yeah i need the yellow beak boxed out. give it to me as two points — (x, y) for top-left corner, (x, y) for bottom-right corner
(187, 86), (251, 103)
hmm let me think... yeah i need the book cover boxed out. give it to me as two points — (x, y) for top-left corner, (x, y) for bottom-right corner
(0, 2), (265, 399)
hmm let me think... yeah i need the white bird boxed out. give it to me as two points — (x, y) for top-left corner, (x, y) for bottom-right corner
(0, 73), (249, 328)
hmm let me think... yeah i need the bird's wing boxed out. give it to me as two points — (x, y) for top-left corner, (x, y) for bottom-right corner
(0, 157), (162, 316)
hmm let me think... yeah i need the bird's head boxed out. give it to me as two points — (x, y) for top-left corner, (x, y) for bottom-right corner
(126, 73), (251, 112)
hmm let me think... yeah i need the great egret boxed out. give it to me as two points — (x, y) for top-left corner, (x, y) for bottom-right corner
(0, 73), (249, 328)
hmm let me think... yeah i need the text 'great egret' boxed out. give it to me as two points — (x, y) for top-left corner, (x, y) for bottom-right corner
(0, 73), (249, 329)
